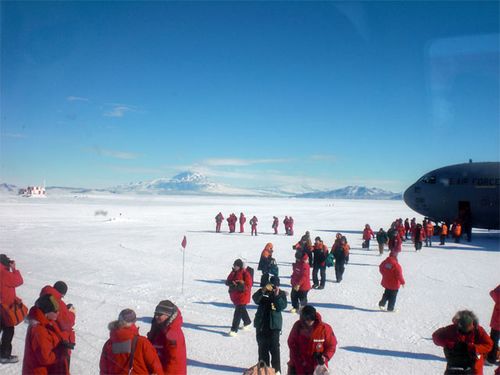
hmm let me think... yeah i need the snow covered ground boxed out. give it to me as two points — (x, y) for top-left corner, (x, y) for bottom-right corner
(0, 194), (498, 374)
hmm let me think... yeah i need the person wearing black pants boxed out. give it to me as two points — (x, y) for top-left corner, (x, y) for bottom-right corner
(332, 237), (348, 283)
(0, 324), (14, 361)
(290, 251), (311, 313)
(378, 253), (405, 312)
(378, 289), (399, 312)
(226, 259), (253, 336)
(231, 305), (251, 332)
(0, 254), (24, 364)
(253, 276), (287, 374)
(290, 290), (308, 311)
(312, 237), (328, 289)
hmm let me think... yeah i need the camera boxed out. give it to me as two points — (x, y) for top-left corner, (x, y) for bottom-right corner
(60, 340), (75, 350)
(313, 352), (325, 365)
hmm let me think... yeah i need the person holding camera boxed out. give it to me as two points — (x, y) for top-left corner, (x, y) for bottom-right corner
(252, 275), (287, 374)
(432, 310), (493, 375)
(39, 281), (76, 370)
(226, 259), (253, 336)
(22, 294), (71, 374)
(287, 305), (337, 375)
(0, 253), (24, 364)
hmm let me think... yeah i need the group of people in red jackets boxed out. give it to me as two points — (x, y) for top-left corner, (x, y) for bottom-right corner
(2, 213), (499, 375)
(215, 212), (294, 236)
(0, 253), (187, 375)
(225, 254), (337, 375)
(225, 226), (499, 375)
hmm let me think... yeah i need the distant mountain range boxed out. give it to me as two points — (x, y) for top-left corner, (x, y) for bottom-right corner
(1, 172), (402, 200)
(295, 185), (402, 200)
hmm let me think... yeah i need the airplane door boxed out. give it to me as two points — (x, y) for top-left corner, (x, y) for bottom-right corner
(458, 201), (472, 241)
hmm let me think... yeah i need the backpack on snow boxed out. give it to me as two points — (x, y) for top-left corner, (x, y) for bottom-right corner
(243, 360), (275, 375)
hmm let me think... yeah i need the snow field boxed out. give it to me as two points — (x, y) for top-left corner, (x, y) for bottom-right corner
(0, 194), (498, 374)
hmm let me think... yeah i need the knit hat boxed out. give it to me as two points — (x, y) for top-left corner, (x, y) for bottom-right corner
(0, 254), (11, 267)
(118, 308), (136, 323)
(294, 250), (303, 260)
(53, 281), (68, 296)
(36, 294), (59, 314)
(155, 300), (177, 316)
(455, 310), (477, 331)
(233, 259), (244, 268)
(301, 305), (316, 322)
(270, 276), (280, 287)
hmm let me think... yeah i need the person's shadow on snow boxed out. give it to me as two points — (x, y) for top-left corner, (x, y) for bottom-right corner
(183, 322), (231, 337)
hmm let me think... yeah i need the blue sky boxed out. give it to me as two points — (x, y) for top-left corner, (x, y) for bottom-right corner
(1, 1), (498, 192)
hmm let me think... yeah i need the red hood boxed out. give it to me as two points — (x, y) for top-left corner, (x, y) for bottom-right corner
(27, 305), (64, 337)
(312, 312), (324, 326)
(28, 306), (50, 325)
(40, 285), (62, 299)
(109, 323), (139, 341)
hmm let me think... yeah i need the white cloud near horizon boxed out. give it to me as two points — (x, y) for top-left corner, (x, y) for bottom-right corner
(67, 96), (89, 102)
(89, 146), (139, 160)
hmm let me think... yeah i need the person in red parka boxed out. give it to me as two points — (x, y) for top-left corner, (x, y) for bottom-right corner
(433, 310), (493, 375)
(0, 253), (24, 364)
(226, 259), (253, 336)
(239, 213), (246, 233)
(487, 285), (500, 364)
(288, 216), (294, 236)
(390, 233), (402, 257)
(227, 213), (237, 233)
(425, 220), (435, 247)
(362, 224), (375, 250)
(404, 218), (411, 240)
(100, 309), (163, 375)
(22, 294), (69, 375)
(147, 300), (186, 375)
(378, 253), (405, 312)
(39, 281), (76, 373)
(287, 305), (337, 375)
(290, 251), (311, 314)
(283, 216), (290, 235)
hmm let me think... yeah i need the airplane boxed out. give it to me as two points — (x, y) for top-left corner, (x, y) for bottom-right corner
(403, 161), (500, 230)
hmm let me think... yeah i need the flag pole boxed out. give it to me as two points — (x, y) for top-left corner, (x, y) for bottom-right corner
(181, 247), (185, 294)
(180, 235), (187, 294)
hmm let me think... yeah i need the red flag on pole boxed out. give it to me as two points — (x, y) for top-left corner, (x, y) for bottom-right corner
(181, 235), (187, 250)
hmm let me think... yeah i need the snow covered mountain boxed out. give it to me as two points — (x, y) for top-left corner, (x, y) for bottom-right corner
(295, 185), (402, 200)
(111, 171), (254, 196)
(1, 176), (402, 199)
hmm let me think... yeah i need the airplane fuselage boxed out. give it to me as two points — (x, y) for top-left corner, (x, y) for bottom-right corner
(403, 162), (500, 229)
